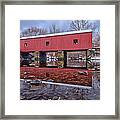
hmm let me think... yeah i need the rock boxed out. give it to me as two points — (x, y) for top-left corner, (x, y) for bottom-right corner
(20, 71), (100, 100)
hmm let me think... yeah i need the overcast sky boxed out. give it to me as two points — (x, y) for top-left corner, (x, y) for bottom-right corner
(20, 20), (100, 33)
(20, 20), (72, 32)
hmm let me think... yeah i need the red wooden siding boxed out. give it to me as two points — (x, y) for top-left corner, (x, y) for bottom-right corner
(20, 32), (92, 52)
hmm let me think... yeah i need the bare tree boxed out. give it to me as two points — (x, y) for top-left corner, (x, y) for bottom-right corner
(20, 27), (48, 38)
(69, 20), (99, 32)
(94, 32), (100, 41)
(70, 20), (89, 31)
(49, 24), (61, 34)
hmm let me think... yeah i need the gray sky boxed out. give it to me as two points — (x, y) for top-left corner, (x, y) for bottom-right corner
(20, 20), (100, 33)
(20, 20), (72, 32)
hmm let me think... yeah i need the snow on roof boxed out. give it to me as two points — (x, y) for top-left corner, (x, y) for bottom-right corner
(20, 29), (92, 40)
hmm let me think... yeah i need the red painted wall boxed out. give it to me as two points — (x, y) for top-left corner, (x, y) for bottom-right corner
(20, 32), (92, 52)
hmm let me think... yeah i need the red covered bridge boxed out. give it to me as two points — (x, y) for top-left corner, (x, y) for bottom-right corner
(20, 30), (93, 86)
(20, 30), (92, 51)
